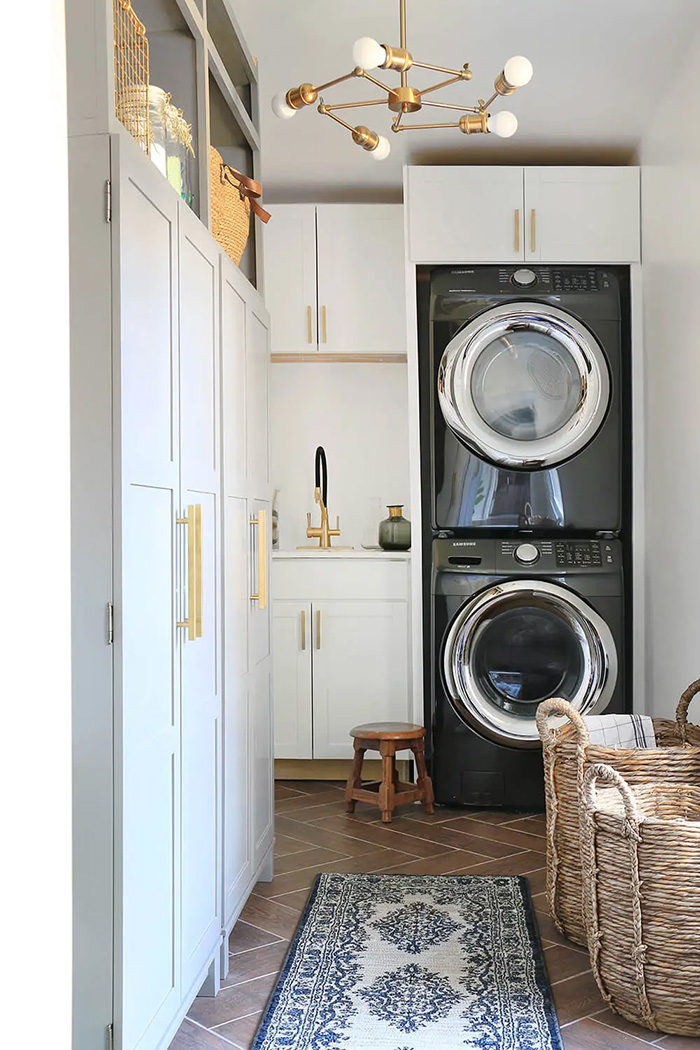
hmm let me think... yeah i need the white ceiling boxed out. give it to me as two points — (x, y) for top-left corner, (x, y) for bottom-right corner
(233, 0), (700, 200)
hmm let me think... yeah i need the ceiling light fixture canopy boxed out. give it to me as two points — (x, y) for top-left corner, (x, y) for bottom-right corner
(271, 0), (533, 159)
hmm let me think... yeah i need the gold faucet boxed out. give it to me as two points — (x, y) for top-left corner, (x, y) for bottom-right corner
(306, 486), (341, 549)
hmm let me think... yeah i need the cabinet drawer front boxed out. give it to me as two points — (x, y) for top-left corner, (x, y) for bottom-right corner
(272, 558), (410, 601)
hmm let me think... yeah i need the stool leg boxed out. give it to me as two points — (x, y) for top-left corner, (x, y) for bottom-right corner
(345, 740), (366, 813)
(412, 738), (434, 815)
(378, 740), (396, 823)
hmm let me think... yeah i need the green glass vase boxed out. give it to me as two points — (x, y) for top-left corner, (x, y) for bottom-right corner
(378, 505), (411, 551)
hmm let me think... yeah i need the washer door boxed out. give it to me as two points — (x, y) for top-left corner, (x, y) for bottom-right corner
(438, 302), (610, 469)
(443, 580), (617, 748)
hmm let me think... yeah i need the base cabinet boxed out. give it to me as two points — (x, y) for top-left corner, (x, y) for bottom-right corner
(272, 557), (411, 760)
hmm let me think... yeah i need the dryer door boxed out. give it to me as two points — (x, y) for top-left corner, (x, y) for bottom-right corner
(443, 579), (617, 748)
(438, 302), (610, 469)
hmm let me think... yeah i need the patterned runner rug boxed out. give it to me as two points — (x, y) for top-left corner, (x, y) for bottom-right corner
(251, 872), (563, 1049)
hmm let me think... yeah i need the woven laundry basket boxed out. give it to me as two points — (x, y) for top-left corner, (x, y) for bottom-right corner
(535, 683), (700, 946)
(581, 764), (700, 1036)
(209, 147), (270, 266)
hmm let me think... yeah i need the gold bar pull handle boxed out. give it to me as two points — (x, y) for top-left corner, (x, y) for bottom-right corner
(301, 609), (306, 650)
(176, 506), (197, 641)
(306, 305), (312, 344)
(530, 208), (536, 253)
(194, 504), (203, 638)
(321, 305), (327, 344)
(316, 609), (321, 650)
(249, 508), (268, 610)
(514, 208), (520, 253)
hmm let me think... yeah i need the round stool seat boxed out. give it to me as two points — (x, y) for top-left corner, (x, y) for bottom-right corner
(350, 722), (425, 741)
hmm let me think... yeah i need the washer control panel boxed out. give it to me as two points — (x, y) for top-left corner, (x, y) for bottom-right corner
(433, 537), (620, 575)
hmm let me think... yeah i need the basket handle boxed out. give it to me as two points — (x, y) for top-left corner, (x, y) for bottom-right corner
(536, 697), (590, 748)
(582, 762), (640, 829)
(220, 165), (272, 224)
(676, 679), (700, 743)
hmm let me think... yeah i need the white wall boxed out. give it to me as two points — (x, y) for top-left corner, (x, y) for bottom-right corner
(641, 26), (700, 717)
(270, 363), (411, 550)
(0, 2), (72, 1048)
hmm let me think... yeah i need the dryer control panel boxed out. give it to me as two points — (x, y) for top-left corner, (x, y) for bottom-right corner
(433, 537), (620, 575)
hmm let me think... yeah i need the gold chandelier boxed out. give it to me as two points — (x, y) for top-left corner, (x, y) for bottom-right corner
(272, 0), (533, 160)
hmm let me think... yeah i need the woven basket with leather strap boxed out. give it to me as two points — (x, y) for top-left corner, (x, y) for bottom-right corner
(209, 146), (271, 266)
(581, 764), (700, 1036)
(535, 682), (700, 946)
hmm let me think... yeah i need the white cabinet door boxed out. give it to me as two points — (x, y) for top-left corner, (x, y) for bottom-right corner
(246, 301), (270, 499)
(272, 601), (313, 759)
(263, 204), (317, 354)
(406, 166), (525, 263)
(315, 205), (406, 354)
(250, 657), (274, 870)
(221, 257), (247, 500)
(524, 167), (640, 263)
(312, 601), (409, 759)
(178, 206), (222, 995)
(117, 144), (182, 1050)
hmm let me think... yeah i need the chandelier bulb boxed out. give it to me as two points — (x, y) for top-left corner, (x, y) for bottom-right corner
(271, 91), (297, 119)
(370, 135), (391, 160)
(504, 55), (534, 88)
(488, 110), (518, 138)
(352, 37), (387, 70)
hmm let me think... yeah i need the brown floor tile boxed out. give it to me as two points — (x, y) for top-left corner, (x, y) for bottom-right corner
(275, 814), (387, 857)
(222, 941), (289, 988)
(274, 788), (347, 815)
(214, 1013), (263, 1050)
(654, 1037), (700, 1048)
(253, 847), (418, 898)
(238, 895), (301, 939)
(441, 814), (547, 854)
(228, 920), (282, 955)
(543, 943), (592, 983)
(278, 780), (344, 795)
(562, 1018), (657, 1048)
(384, 814), (506, 855)
(187, 972), (278, 1027)
(169, 1020), (237, 1050)
(552, 969), (607, 1027)
(273, 833), (313, 858)
(274, 784), (304, 801)
(272, 845), (349, 875)
(372, 850), (488, 875)
(268, 888), (310, 912)
(503, 814), (547, 837)
(448, 807), (535, 825)
(591, 1009), (668, 1044)
(531, 892), (583, 949)
(309, 813), (463, 858)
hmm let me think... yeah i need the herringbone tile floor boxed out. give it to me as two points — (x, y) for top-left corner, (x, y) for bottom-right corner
(171, 781), (699, 1050)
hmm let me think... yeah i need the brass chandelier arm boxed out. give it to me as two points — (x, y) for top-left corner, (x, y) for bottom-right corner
(394, 121), (460, 131)
(419, 99), (482, 113)
(318, 104), (356, 133)
(411, 59), (472, 78)
(315, 69), (362, 93)
(356, 68), (396, 93)
(323, 99), (387, 111)
(419, 74), (470, 96)
(399, 0), (407, 85)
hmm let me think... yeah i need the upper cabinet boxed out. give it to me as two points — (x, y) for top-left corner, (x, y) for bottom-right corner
(406, 166), (640, 264)
(264, 204), (407, 357)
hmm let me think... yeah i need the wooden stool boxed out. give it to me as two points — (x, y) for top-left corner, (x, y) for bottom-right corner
(345, 722), (435, 823)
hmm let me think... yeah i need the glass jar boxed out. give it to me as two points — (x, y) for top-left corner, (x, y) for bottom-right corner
(146, 85), (169, 176)
(378, 505), (411, 551)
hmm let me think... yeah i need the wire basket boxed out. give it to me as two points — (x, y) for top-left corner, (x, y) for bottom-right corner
(113, 0), (150, 152)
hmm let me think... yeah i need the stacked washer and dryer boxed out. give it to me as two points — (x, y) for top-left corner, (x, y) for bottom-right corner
(417, 265), (631, 809)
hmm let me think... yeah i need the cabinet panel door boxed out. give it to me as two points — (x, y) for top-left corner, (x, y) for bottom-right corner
(312, 601), (409, 759)
(179, 208), (222, 993)
(263, 204), (317, 353)
(272, 601), (313, 759)
(222, 496), (252, 924)
(117, 142), (182, 1050)
(406, 166), (524, 263)
(221, 257), (247, 500)
(315, 205), (406, 354)
(524, 167), (640, 263)
(246, 302), (270, 498)
(250, 657), (274, 871)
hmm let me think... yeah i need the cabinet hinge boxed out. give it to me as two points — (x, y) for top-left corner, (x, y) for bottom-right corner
(107, 602), (114, 645)
(105, 180), (112, 223)
(107, 1023), (114, 1050)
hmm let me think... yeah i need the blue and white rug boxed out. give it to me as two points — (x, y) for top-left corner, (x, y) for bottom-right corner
(251, 873), (563, 1050)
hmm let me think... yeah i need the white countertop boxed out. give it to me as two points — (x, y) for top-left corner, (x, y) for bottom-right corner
(272, 549), (411, 560)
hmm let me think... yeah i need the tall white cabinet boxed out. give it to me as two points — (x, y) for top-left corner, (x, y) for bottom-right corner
(71, 129), (273, 1050)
